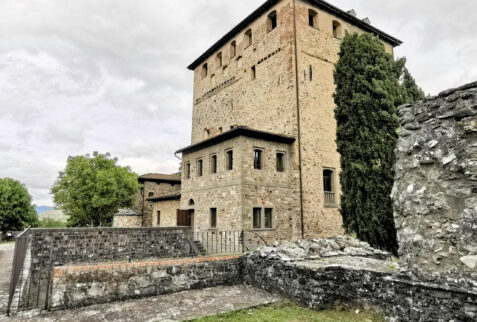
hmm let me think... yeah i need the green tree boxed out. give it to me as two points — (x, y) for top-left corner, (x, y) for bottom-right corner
(0, 178), (38, 233)
(334, 33), (423, 255)
(51, 152), (140, 227)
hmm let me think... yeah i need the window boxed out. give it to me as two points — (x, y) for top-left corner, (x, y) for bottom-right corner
(197, 159), (203, 177)
(323, 169), (336, 205)
(309, 65), (313, 81)
(253, 149), (262, 170)
(276, 152), (285, 172)
(226, 150), (233, 170)
(264, 208), (273, 229)
(201, 63), (208, 79)
(309, 9), (318, 28)
(215, 52), (222, 68)
(148, 192), (154, 197)
(253, 207), (273, 229)
(185, 162), (191, 179)
(251, 65), (256, 80)
(244, 29), (252, 48)
(156, 211), (161, 226)
(230, 41), (236, 58)
(332, 20), (342, 39)
(210, 208), (217, 229)
(253, 208), (262, 229)
(210, 154), (217, 174)
(267, 11), (277, 32)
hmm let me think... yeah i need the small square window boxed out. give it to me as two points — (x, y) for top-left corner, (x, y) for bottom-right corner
(253, 208), (262, 229)
(148, 192), (154, 197)
(210, 208), (217, 229)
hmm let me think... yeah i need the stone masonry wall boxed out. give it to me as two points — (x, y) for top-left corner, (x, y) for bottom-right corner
(243, 238), (477, 321)
(51, 255), (242, 309)
(30, 227), (196, 269)
(392, 81), (477, 282)
(112, 215), (143, 228)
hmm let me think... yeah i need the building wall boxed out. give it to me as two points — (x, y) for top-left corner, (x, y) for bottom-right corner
(112, 215), (142, 228)
(151, 199), (181, 227)
(180, 136), (294, 241)
(133, 181), (181, 226)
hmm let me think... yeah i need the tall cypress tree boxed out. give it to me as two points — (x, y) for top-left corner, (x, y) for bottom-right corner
(333, 33), (421, 255)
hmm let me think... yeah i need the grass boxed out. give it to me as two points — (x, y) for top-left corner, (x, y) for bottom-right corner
(189, 302), (384, 322)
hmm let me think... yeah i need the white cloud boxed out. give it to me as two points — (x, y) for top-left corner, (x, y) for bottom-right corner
(0, 0), (476, 206)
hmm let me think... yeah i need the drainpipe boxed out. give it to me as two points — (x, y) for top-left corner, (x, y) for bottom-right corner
(293, 0), (305, 240)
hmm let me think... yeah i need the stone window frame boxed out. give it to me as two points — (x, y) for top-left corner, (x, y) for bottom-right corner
(332, 20), (343, 39)
(209, 207), (218, 229)
(225, 149), (234, 171)
(201, 63), (208, 79)
(156, 210), (161, 226)
(308, 9), (319, 29)
(210, 153), (218, 174)
(276, 151), (287, 173)
(215, 52), (223, 69)
(252, 206), (274, 230)
(196, 158), (203, 177)
(253, 147), (264, 170)
(244, 29), (252, 49)
(267, 10), (277, 33)
(323, 167), (337, 207)
(185, 162), (191, 179)
(230, 41), (237, 59)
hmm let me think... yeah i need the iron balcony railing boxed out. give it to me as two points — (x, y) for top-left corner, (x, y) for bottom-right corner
(324, 191), (336, 205)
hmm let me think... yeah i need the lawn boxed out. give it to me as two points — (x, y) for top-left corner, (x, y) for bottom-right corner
(190, 302), (384, 322)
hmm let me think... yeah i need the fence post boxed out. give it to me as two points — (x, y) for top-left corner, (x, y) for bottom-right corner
(241, 230), (245, 253)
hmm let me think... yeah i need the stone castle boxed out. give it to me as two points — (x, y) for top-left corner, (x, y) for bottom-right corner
(114, 0), (402, 242)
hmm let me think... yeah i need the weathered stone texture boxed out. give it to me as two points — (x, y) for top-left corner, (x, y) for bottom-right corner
(243, 238), (477, 322)
(392, 81), (477, 282)
(51, 255), (242, 309)
(30, 227), (196, 268)
(152, 199), (180, 227)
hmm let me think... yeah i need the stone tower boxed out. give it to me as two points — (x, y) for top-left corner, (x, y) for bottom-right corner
(176, 0), (401, 241)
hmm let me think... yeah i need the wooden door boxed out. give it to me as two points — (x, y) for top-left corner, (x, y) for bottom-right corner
(177, 210), (192, 227)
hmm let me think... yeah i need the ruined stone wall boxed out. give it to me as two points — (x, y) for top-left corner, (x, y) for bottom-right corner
(392, 81), (477, 282)
(151, 199), (180, 227)
(51, 255), (242, 309)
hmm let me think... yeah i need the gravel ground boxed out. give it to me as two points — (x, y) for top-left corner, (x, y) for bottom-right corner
(2, 285), (282, 322)
(0, 243), (15, 316)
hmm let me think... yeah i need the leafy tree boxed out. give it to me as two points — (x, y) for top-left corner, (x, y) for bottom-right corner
(51, 152), (140, 227)
(334, 33), (423, 255)
(0, 178), (38, 233)
(37, 218), (67, 228)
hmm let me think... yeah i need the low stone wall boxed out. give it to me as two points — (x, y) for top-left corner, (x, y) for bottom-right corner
(243, 238), (477, 321)
(30, 227), (196, 268)
(51, 255), (242, 309)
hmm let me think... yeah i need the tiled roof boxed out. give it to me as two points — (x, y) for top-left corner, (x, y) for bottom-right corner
(175, 126), (296, 155)
(187, 0), (402, 70)
(138, 173), (181, 183)
(147, 191), (181, 202)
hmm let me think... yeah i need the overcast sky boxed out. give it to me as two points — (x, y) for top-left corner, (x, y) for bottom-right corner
(0, 0), (476, 206)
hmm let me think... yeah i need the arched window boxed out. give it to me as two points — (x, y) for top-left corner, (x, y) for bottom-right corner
(267, 10), (277, 32)
(215, 52), (222, 68)
(188, 199), (195, 206)
(230, 41), (236, 58)
(308, 9), (318, 28)
(201, 63), (208, 79)
(244, 29), (252, 48)
(332, 20), (342, 39)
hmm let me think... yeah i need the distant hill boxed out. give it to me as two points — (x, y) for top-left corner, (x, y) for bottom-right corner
(39, 209), (68, 223)
(36, 206), (53, 214)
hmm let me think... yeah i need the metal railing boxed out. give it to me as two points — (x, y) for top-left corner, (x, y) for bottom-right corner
(324, 191), (336, 205)
(6, 228), (269, 315)
(7, 227), (31, 316)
